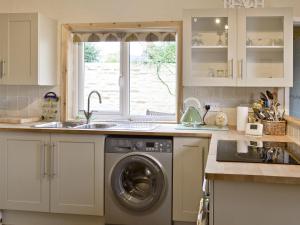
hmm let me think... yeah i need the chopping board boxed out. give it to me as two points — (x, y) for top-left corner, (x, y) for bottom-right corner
(0, 117), (40, 124)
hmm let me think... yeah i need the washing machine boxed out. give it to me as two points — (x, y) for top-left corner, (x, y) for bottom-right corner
(105, 135), (172, 225)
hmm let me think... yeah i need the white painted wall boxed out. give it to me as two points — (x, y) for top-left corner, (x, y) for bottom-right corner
(0, 0), (299, 23)
(0, 0), (296, 122)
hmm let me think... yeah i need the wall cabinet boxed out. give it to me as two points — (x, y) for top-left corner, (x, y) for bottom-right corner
(0, 132), (104, 216)
(173, 137), (209, 222)
(0, 13), (57, 85)
(183, 8), (293, 87)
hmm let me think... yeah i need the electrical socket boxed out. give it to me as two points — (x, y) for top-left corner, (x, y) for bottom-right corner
(206, 102), (221, 112)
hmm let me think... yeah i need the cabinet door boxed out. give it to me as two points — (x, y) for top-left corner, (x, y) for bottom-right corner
(50, 134), (104, 216)
(0, 132), (50, 212)
(183, 9), (237, 86)
(173, 137), (209, 222)
(237, 8), (293, 87)
(4, 13), (38, 85)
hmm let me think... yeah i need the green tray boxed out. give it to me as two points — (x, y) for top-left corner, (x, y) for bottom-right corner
(175, 124), (229, 131)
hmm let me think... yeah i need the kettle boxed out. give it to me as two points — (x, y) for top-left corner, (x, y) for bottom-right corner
(180, 97), (203, 127)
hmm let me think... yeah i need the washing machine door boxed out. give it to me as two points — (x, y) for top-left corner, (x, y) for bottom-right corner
(110, 154), (167, 212)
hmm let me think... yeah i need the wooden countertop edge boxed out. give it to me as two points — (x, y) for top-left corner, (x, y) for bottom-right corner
(205, 173), (300, 185)
(285, 115), (300, 127)
(0, 126), (213, 137)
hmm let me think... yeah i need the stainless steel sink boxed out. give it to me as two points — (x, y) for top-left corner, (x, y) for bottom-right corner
(76, 123), (117, 129)
(33, 121), (84, 128)
(33, 121), (156, 131)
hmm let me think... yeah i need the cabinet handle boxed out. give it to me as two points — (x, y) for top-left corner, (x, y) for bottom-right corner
(202, 147), (205, 180)
(182, 145), (200, 148)
(51, 143), (57, 177)
(0, 60), (5, 79)
(40, 143), (48, 177)
(228, 59), (233, 78)
(239, 59), (243, 79)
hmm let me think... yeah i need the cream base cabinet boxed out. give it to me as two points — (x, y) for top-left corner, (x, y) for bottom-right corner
(212, 180), (300, 225)
(173, 137), (209, 222)
(0, 13), (57, 85)
(50, 134), (104, 216)
(0, 132), (105, 216)
(0, 132), (50, 212)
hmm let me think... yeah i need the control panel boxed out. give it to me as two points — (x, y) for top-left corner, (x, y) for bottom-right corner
(105, 136), (173, 153)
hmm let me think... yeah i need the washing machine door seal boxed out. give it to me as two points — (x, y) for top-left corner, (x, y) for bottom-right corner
(110, 153), (167, 212)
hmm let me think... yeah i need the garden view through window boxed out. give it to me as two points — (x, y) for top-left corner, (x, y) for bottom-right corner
(79, 41), (177, 120)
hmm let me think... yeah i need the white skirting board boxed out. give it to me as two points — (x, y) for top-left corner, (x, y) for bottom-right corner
(2, 210), (104, 225)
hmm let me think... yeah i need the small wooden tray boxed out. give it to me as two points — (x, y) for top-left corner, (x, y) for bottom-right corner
(0, 117), (40, 124)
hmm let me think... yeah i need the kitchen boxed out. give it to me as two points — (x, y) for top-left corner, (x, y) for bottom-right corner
(0, 0), (300, 225)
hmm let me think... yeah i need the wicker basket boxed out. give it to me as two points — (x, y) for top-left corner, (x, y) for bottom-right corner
(262, 120), (286, 136)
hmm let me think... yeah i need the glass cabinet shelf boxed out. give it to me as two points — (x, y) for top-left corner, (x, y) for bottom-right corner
(192, 45), (228, 49)
(246, 45), (283, 49)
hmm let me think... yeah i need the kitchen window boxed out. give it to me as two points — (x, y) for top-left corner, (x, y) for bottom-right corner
(71, 28), (179, 122)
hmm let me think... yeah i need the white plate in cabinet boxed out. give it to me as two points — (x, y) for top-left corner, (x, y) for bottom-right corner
(0, 13), (57, 85)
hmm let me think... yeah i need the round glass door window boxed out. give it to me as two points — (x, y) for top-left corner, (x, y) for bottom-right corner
(110, 154), (167, 211)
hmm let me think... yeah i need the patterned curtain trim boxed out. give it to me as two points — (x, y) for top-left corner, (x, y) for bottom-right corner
(72, 32), (176, 42)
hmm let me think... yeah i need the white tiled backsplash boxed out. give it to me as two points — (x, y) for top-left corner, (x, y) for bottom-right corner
(288, 123), (300, 145)
(183, 87), (283, 126)
(0, 85), (57, 118)
(0, 85), (282, 124)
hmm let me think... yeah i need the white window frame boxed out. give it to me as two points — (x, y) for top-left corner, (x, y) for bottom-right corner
(74, 41), (177, 122)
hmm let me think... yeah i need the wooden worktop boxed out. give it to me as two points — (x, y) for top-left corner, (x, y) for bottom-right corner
(0, 123), (213, 137)
(205, 132), (300, 184)
(0, 122), (299, 184)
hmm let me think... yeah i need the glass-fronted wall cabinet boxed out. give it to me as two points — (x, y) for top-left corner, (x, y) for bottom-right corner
(183, 8), (292, 87)
(237, 8), (292, 87)
(183, 9), (237, 86)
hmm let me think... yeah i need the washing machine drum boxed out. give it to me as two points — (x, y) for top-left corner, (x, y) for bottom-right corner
(110, 154), (167, 212)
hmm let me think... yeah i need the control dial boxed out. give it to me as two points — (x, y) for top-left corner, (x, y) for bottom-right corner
(134, 141), (144, 151)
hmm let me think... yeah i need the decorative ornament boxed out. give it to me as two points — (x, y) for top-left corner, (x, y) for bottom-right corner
(224, 0), (264, 8)
(215, 112), (228, 127)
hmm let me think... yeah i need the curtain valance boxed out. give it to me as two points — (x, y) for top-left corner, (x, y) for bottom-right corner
(72, 31), (176, 42)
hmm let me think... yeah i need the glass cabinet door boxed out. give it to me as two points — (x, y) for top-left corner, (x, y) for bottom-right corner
(191, 17), (229, 77)
(238, 8), (293, 87)
(183, 9), (237, 86)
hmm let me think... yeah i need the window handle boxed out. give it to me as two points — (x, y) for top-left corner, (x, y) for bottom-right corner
(119, 74), (123, 87)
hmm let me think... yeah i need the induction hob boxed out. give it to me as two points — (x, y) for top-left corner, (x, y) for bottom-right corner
(217, 140), (300, 165)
